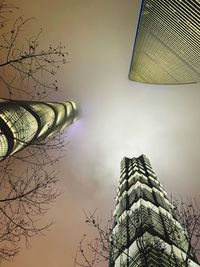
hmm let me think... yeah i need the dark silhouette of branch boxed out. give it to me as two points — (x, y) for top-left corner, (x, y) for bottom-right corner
(0, 117), (67, 262)
(75, 199), (200, 267)
(0, 161), (60, 262)
(172, 197), (200, 266)
(11, 130), (68, 167)
(0, 1), (68, 100)
(74, 211), (112, 267)
(0, 0), (70, 262)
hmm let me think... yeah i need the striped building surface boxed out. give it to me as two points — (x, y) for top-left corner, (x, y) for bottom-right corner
(129, 0), (200, 84)
(0, 99), (77, 160)
(110, 155), (200, 266)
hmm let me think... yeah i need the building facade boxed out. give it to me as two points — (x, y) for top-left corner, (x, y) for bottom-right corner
(129, 0), (200, 84)
(0, 99), (77, 160)
(110, 155), (200, 266)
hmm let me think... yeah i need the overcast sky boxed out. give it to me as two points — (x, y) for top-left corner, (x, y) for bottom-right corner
(2, 0), (200, 266)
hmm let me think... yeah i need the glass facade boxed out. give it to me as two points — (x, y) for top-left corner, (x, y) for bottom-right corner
(46, 102), (66, 137)
(0, 106), (38, 154)
(110, 155), (200, 267)
(0, 99), (77, 160)
(28, 103), (56, 139)
(129, 0), (200, 84)
(0, 131), (8, 160)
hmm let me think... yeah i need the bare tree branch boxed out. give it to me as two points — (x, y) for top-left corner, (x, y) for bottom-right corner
(0, 1), (68, 100)
(0, 161), (61, 262)
(75, 200), (200, 267)
(0, 0), (70, 262)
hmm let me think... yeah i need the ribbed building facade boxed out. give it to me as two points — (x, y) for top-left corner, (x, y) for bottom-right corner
(110, 155), (200, 267)
(0, 99), (77, 160)
(129, 0), (200, 84)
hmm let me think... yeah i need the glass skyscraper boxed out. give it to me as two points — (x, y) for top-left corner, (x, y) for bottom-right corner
(129, 0), (200, 84)
(0, 99), (77, 160)
(110, 155), (200, 266)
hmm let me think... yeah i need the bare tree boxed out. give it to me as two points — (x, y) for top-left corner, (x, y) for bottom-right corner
(0, 0), (71, 263)
(0, 122), (68, 263)
(0, 160), (60, 261)
(172, 197), (200, 266)
(75, 199), (200, 267)
(0, 0), (68, 100)
(0, 0), (70, 165)
(74, 211), (112, 267)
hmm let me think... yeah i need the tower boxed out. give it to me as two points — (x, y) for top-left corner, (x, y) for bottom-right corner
(129, 0), (200, 84)
(0, 99), (77, 160)
(110, 155), (200, 266)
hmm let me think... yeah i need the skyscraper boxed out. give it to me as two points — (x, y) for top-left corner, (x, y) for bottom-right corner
(110, 155), (200, 266)
(129, 0), (200, 84)
(0, 99), (77, 160)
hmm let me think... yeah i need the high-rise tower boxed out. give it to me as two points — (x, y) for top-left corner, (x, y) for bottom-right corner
(129, 0), (200, 84)
(0, 99), (77, 160)
(110, 155), (200, 266)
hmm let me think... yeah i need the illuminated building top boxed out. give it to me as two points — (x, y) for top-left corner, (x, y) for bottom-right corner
(129, 0), (200, 84)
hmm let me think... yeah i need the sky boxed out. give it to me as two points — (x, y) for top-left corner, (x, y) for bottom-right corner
(1, 0), (200, 266)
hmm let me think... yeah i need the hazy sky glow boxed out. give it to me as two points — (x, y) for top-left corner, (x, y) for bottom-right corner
(2, 1), (200, 267)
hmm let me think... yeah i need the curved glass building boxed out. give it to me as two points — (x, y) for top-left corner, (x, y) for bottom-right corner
(129, 0), (200, 84)
(0, 99), (77, 160)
